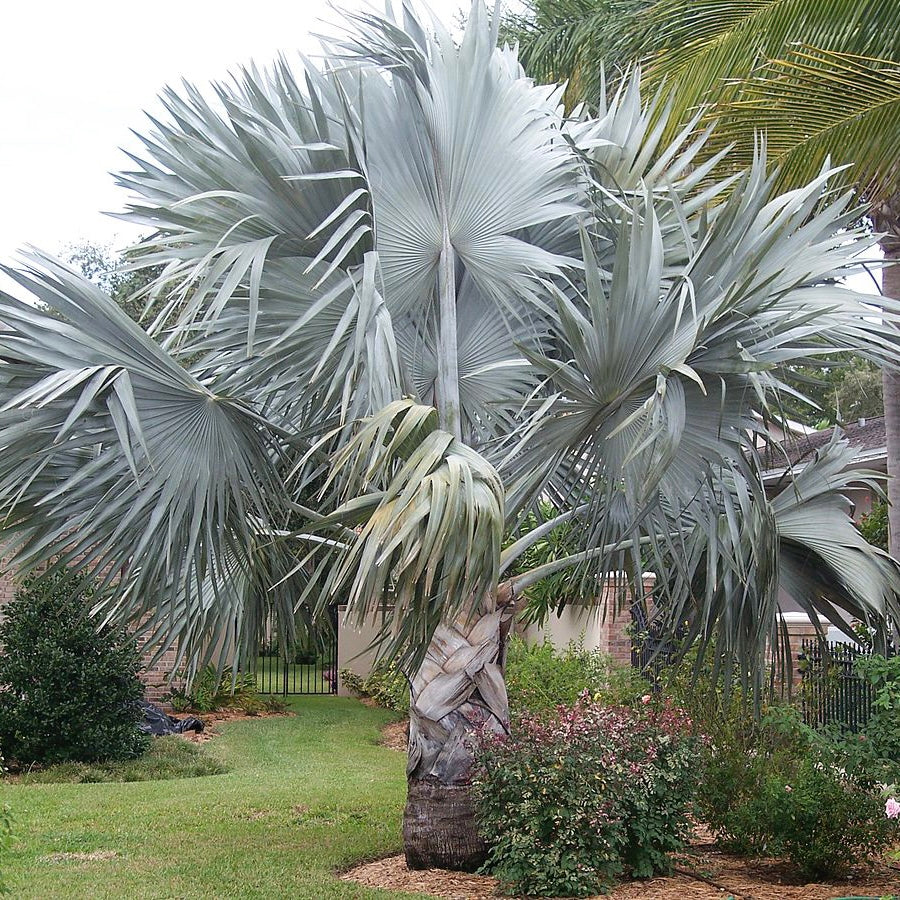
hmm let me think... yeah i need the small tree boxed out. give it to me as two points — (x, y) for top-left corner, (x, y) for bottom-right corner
(0, 570), (149, 765)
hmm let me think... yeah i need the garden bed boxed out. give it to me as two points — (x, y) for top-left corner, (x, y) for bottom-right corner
(175, 707), (293, 743)
(342, 840), (900, 899)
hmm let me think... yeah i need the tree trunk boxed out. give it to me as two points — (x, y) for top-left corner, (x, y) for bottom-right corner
(403, 606), (511, 871)
(877, 197), (900, 557)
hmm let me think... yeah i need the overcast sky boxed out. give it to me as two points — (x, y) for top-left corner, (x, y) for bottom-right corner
(0, 0), (467, 265)
(0, 0), (882, 298)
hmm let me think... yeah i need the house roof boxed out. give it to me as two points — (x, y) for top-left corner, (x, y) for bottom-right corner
(762, 415), (886, 474)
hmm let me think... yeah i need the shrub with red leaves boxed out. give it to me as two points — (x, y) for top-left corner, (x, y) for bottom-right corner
(472, 692), (698, 897)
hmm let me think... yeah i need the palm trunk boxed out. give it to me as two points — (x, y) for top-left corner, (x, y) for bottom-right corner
(403, 606), (511, 871)
(877, 198), (900, 557)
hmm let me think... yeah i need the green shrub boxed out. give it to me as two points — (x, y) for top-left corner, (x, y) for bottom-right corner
(0, 570), (149, 765)
(696, 704), (898, 878)
(473, 695), (698, 896)
(853, 653), (900, 776)
(859, 499), (889, 552)
(339, 662), (410, 713)
(792, 652), (900, 786)
(504, 637), (646, 713)
(167, 666), (262, 713)
(259, 694), (289, 714)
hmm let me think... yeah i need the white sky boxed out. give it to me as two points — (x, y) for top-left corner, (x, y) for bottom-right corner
(0, 0), (466, 265)
(0, 0), (881, 298)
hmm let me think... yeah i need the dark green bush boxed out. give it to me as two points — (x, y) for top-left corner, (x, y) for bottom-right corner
(0, 570), (149, 765)
(696, 704), (897, 878)
(504, 637), (646, 712)
(473, 695), (698, 896)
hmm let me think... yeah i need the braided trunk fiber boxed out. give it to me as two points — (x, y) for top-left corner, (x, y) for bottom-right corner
(402, 607), (511, 871)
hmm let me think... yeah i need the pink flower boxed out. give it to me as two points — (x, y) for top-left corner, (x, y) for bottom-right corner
(641, 695), (651, 705)
(885, 798), (900, 819)
(784, 785), (793, 793)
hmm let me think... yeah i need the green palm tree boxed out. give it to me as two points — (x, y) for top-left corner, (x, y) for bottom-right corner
(506, 0), (900, 549)
(1, 2), (900, 870)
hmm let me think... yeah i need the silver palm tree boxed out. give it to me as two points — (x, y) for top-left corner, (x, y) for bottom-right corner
(1, 1), (899, 870)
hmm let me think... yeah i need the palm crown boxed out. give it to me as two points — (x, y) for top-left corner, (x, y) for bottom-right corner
(0, 1), (899, 692)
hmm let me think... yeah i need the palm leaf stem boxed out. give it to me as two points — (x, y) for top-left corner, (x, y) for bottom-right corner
(504, 533), (656, 597)
(499, 503), (589, 573)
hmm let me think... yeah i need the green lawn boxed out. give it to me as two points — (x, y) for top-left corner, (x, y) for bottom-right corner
(0, 697), (425, 899)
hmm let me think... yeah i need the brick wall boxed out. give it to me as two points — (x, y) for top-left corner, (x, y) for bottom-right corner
(133, 626), (186, 703)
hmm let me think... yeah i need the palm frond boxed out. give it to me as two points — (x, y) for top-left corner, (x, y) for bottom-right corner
(500, 0), (652, 109)
(0, 255), (286, 659)
(640, 0), (900, 122)
(329, 2), (582, 315)
(305, 399), (505, 669)
(118, 59), (371, 341)
(720, 48), (900, 201)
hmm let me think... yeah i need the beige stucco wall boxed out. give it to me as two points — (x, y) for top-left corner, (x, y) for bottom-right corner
(336, 604), (390, 696)
(521, 574), (657, 667)
(337, 575), (658, 689)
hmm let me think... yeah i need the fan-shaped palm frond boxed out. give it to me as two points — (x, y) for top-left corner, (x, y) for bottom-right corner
(0, 255), (287, 651)
(664, 437), (900, 691)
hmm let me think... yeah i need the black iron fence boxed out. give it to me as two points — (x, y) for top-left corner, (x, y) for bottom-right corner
(799, 639), (874, 732)
(256, 607), (338, 695)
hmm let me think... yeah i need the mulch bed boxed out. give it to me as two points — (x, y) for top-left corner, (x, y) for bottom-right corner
(342, 848), (900, 899)
(175, 708), (293, 743)
(379, 719), (409, 752)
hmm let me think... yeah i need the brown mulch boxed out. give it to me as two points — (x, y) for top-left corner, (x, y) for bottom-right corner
(380, 719), (409, 752)
(341, 856), (496, 898)
(173, 708), (293, 743)
(342, 842), (900, 900)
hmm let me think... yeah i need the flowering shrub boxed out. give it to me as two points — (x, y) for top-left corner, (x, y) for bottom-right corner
(472, 693), (698, 897)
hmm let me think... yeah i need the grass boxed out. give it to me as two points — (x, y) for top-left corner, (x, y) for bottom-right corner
(10, 736), (227, 784)
(0, 697), (424, 899)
